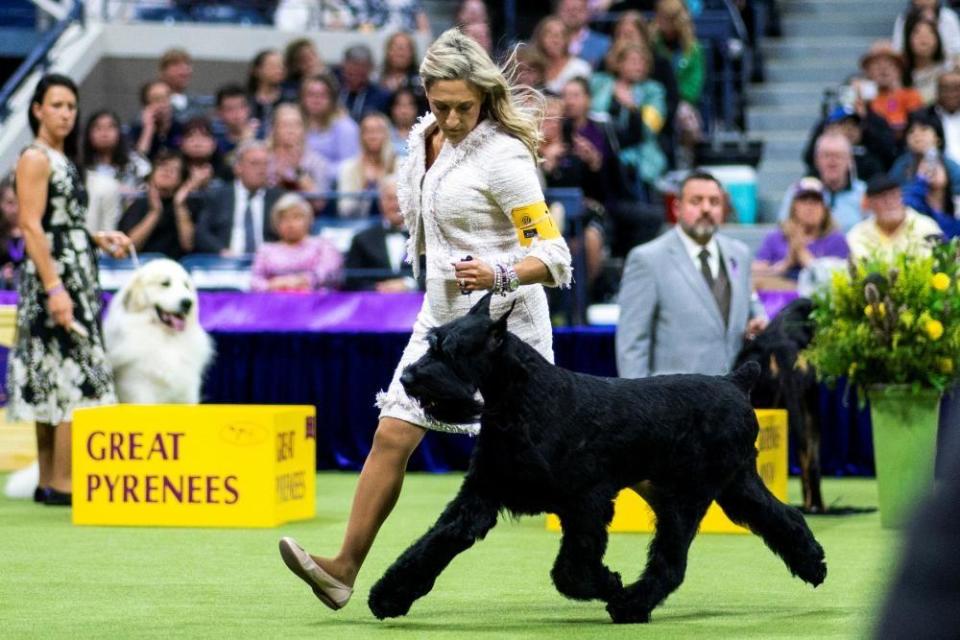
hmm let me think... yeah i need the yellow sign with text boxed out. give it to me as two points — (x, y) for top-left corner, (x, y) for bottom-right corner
(547, 409), (788, 534)
(72, 405), (316, 528)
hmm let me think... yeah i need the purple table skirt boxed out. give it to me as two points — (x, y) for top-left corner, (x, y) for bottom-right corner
(0, 291), (425, 333)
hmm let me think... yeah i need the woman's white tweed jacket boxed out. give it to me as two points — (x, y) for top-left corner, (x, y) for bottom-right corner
(376, 112), (573, 434)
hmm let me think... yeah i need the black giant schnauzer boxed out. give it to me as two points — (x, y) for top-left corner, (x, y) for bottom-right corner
(735, 298), (824, 513)
(369, 293), (827, 624)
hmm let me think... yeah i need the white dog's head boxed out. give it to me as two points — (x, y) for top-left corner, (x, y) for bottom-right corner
(120, 259), (199, 332)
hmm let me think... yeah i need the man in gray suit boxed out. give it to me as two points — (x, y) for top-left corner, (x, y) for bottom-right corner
(616, 170), (767, 378)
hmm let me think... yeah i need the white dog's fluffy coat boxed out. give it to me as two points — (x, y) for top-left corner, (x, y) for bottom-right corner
(4, 260), (213, 499)
(104, 258), (214, 404)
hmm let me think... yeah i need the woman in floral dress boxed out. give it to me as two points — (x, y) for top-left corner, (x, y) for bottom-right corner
(7, 74), (131, 505)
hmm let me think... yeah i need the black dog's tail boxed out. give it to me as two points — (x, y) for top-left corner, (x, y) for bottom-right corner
(727, 361), (761, 394)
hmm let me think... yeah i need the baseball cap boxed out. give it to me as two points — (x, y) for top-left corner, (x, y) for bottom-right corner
(865, 174), (900, 197)
(792, 176), (827, 200)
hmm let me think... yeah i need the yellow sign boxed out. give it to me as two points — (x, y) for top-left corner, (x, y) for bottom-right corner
(510, 201), (561, 247)
(72, 405), (316, 528)
(547, 409), (788, 534)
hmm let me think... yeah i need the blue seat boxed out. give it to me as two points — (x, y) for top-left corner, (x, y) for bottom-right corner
(179, 254), (254, 291)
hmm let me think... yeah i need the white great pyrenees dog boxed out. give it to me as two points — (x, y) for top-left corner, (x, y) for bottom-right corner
(104, 258), (214, 404)
(4, 259), (214, 499)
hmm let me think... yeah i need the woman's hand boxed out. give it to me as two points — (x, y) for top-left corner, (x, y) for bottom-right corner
(94, 231), (133, 258)
(47, 286), (74, 328)
(613, 82), (636, 108)
(453, 258), (495, 293)
(572, 134), (602, 171)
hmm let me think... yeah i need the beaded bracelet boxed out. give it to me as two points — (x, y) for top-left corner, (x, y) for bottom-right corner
(46, 281), (65, 296)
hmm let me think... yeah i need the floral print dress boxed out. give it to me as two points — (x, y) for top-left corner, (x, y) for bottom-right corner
(6, 144), (116, 423)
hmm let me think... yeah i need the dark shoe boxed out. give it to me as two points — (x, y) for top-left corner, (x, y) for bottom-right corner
(44, 488), (72, 506)
(33, 487), (48, 503)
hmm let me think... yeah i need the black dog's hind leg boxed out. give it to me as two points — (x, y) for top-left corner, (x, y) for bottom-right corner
(551, 490), (623, 602)
(717, 466), (827, 586)
(606, 489), (711, 624)
(368, 478), (499, 619)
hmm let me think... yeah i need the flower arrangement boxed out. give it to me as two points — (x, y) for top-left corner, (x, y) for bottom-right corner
(805, 239), (960, 393)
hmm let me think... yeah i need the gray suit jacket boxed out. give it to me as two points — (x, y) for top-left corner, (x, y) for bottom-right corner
(616, 229), (754, 378)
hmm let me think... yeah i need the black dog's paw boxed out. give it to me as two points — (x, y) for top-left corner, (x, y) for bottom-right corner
(606, 597), (651, 624)
(368, 578), (414, 620)
(797, 557), (827, 587)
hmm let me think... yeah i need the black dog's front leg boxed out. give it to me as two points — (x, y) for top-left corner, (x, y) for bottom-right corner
(552, 495), (622, 602)
(369, 479), (499, 619)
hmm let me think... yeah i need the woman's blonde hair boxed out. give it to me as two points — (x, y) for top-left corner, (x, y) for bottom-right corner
(359, 112), (397, 172)
(608, 41), (653, 79)
(269, 103), (306, 149)
(419, 27), (545, 160)
(655, 0), (697, 53)
(532, 16), (570, 59)
(269, 192), (313, 232)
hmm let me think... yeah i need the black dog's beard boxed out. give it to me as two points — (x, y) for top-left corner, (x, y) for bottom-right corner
(403, 377), (483, 424)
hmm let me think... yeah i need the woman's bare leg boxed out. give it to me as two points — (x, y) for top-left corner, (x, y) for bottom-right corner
(35, 422), (55, 490)
(49, 421), (72, 493)
(313, 417), (426, 587)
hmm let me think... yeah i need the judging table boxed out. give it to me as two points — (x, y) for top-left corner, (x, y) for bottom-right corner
(0, 291), (877, 475)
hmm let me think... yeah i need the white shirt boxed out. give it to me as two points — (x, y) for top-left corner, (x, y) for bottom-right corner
(940, 107), (960, 166)
(230, 180), (265, 255)
(383, 223), (406, 271)
(675, 226), (720, 280)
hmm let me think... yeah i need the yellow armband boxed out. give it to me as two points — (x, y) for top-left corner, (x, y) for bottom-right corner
(510, 201), (561, 247)
(641, 105), (664, 133)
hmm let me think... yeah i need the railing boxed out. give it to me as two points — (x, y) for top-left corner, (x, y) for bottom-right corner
(0, 1), (84, 124)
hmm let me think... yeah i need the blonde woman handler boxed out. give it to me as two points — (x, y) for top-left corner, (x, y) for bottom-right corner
(279, 28), (573, 610)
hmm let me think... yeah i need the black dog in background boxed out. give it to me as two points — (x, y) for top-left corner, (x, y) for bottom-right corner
(735, 298), (824, 513)
(368, 293), (826, 624)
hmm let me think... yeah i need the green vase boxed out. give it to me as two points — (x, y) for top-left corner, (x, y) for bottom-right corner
(869, 385), (941, 529)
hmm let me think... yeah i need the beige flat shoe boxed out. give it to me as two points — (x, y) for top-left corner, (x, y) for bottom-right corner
(278, 537), (353, 610)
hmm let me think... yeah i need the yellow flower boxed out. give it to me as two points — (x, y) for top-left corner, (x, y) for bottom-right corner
(925, 319), (944, 341)
(932, 272), (951, 291)
(864, 304), (885, 318)
(939, 358), (954, 374)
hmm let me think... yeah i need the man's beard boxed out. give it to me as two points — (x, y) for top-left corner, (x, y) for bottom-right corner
(680, 216), (718, 244)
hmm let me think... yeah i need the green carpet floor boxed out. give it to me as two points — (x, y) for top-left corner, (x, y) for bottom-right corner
(0, 474), (900, 640)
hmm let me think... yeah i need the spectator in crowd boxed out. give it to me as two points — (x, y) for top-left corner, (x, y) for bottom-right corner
(301, 73), (361, 183)
(247, 49), (287, 130)
(455, 0), (488, 27)
(651, 0), (705, 114)
(803, 103), (896, 183)
(194, 141), (282, 254)
(82, 110), (152, 232)
(337, 112), (396, 217)
(607, 10), (680, 165)
(267, 103), (330, 194)
(540, 91), (607, 288)
(616, 170), (766, 379)
(515, 44), (548, 90)
(753, 178), (850, 288)
(251, 193), (342, 292)
(338, 44), (392, 122)
(282, 38), (326, 100)
(117, 150), (201, 260)
(178, 117), (222, 193)
(889, 110), (960, 197)
(83, 110), (151, 194)
(379, 31), (425, 102)
(345, 176), (418, 292)
(130, 79), (182, 161)
(347, 0), (431, 33)
(902, 14), (950, 104)
(556, 0), (611, 68)
(847, 174), (943, 260)
(782, 131), (867, 231)
(918, 69), (960, 163)
(388, 87), (420, 157)
(589, 41), (668, 196)
(533, 16), (592, 94)
(274, 0), (354, 31)
(158, 48), (206, 123)
(211, 83), (260, 170)
(462, 19), (494, 55)
(893, 0), (960, 59)
(861, 40), (925, 137)
(0, 174), (24, 289)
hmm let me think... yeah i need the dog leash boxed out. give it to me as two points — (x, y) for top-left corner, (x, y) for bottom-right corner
(127, 244), (140, 269)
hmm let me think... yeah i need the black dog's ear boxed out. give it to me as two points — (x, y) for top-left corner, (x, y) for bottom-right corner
(468, 291), (494, 317)
(486, 300), (515, 350)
